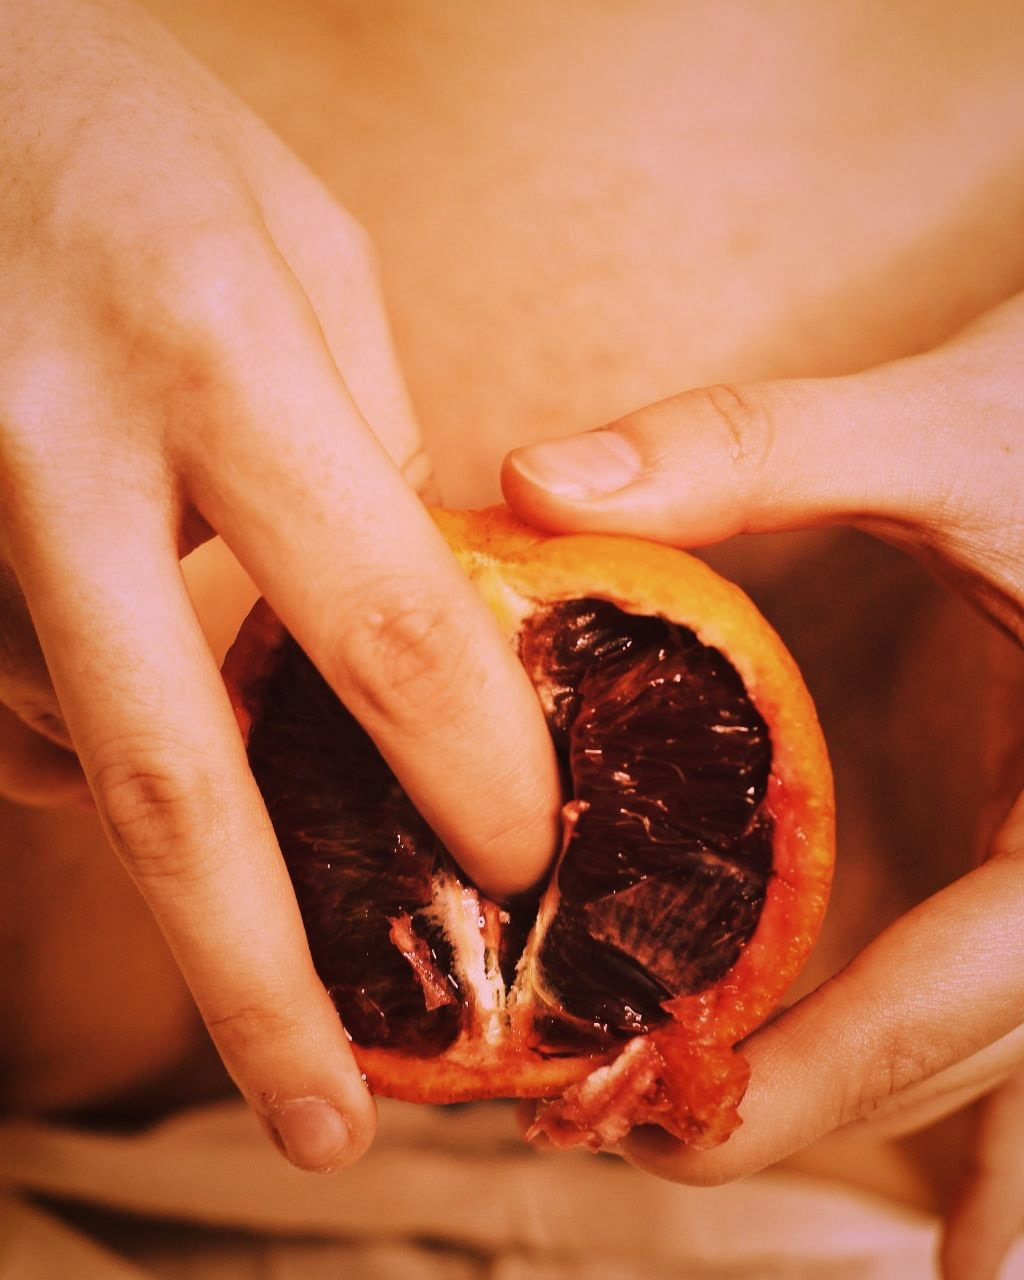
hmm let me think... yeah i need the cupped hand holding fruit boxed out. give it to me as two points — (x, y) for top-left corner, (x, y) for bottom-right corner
(0, 0), (560, 1170)
(504, 291), (1024, 1280)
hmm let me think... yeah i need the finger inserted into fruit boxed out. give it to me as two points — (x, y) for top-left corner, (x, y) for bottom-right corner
(223, 507), (835, 1150)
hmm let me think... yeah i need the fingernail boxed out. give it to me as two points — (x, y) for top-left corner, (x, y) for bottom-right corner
(267, 1097), (351, 1172)
(509, 431), (642, 499)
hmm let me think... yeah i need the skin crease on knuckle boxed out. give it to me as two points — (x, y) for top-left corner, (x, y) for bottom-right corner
(100, 232), (288, 441)
(86, 735), (224, 889)
(201, 996), (310, 1071)
(697, 382), (778, 474)
(836, 1022), (951, 1133)
(653, 381), (781, 539)
(327, 577), (475, 728)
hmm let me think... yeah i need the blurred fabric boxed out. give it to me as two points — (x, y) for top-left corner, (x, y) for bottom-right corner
(7, 1098), (1024, 1280)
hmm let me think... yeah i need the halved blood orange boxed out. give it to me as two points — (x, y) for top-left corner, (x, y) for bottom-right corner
(223, 507), (834, 1151)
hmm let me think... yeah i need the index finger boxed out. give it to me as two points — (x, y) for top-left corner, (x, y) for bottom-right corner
(177, 265), (561, 898)
(9, 486), (377, 1172)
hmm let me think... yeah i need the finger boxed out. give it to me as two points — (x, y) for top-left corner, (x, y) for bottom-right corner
(846, 793), (1024, 1144)
(502, 297), (1024, 639)
(11, 491), (377, 1172)
(0, 560), (73, 748)
(822, 1025), (1024, 1146)
(942, 1066), (1024, 1280)
(501, 371), (955, 542)
(621, 829), (1024, 1186)
(176, 255), (561, 898)
(242, 141), (430, 490)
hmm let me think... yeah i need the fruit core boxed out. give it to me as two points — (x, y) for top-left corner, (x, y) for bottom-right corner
(245, 596), (774, 1065)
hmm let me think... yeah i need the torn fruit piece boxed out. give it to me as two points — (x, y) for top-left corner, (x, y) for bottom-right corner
(222, 506), (834, 1148)
(527, 1032), (750, 1151)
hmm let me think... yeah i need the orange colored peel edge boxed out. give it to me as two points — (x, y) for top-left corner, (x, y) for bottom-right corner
(223, 506), (835, 1147)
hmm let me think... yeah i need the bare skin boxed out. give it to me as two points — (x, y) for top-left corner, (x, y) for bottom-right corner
(3, 1), (1024, 1274)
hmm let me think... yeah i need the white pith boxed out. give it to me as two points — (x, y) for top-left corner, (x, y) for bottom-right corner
(434, 566), (656, 1045)
(425, 870), (508, 1047)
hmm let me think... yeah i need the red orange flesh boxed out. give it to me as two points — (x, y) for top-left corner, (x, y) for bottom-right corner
(224, 507), (834, 1148)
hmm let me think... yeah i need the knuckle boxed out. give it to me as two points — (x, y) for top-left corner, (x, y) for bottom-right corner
(139, 229), (327, 449)
(139, 231), (276, 377)
(88, 736), (217, 884)
(204, 996), (306, 1064)
(697, 382), (777, 480)
(332, 578), (466, 723)
(836, 1019), (938, 1126)
(149, 223), (277, 337)
(110, 223), (295, 401)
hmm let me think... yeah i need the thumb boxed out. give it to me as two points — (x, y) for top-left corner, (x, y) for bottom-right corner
(501, 298), (1023, 555)
(499, 376), (880, 547)
(501, 312), (1024, 641)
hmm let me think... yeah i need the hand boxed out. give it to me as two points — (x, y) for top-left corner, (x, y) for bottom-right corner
(503, 292), (1024, 1280)
(0, 0), (559, 1170)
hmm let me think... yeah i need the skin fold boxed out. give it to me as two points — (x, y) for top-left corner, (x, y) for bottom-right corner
(2, 1), (1023, 1275)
